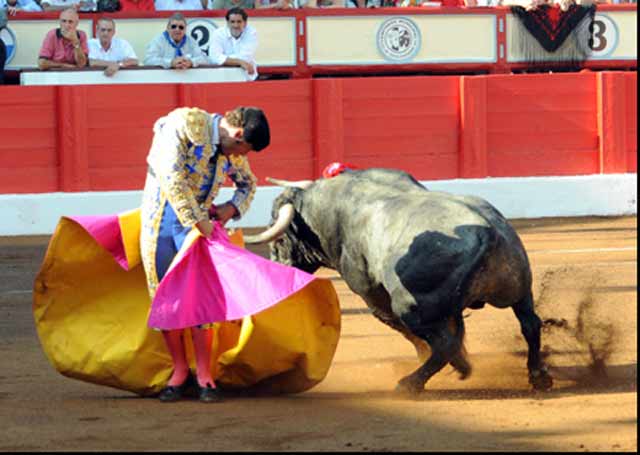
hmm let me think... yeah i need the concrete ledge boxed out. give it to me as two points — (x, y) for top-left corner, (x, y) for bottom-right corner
(0, 173), (636, 236)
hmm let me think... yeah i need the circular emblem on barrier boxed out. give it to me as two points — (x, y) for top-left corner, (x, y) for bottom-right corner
(376, 17), (421, 63)
(187, 18), (218, 57)
(1, 26), (17, 65)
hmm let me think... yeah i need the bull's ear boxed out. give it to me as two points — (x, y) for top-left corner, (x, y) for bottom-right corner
(266, 177), (314, 189)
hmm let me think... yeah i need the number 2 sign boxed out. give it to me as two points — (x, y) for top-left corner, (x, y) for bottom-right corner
(187, 18), (219, 57)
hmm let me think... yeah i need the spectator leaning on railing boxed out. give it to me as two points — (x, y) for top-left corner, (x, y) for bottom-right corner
(155, 0), (206, 9)
(89, 17), (138, 76)
(144, 12), (207, 69)
(1, 0), (43, 13)
(38, 8), (88, 69)
(207, 7), (258, 80)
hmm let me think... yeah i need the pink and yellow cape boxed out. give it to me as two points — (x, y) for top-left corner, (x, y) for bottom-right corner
(33, 209), (341, 396)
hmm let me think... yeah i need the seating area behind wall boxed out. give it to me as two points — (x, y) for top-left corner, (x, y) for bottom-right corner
(0, 2), (637, 85)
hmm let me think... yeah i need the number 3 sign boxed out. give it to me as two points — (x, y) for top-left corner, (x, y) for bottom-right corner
(187, 18), (219, 57)
(588, 13), (619, 58)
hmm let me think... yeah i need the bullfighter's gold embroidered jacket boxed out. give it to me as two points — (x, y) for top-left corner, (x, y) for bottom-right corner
(140, 107), (257, 297)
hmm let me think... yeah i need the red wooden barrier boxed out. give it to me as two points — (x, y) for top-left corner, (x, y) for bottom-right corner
(486, 72), (600, 177)
(0, 71), (636, 194)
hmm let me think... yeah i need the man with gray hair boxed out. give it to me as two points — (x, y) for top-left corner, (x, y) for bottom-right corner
(89, 17), (138, 77)
(144, 13), (207, 70)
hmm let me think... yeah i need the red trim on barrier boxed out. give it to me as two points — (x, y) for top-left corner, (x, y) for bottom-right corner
(598, 72), (631, 174)
(57, 86), (90, 192)
(459, 76), (487, 178)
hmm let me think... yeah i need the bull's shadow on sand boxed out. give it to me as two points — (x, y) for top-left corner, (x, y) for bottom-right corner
(216, 361), (637, 403)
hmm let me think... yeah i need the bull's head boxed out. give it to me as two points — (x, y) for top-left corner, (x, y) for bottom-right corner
(244, 177), (329, 274)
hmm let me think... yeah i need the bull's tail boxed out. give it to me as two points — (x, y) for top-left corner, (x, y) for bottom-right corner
(448, 312), (472, 380)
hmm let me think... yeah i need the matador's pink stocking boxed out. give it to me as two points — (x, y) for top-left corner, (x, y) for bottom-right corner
(191, 327), (216, 388)
(162, 330), (190, 386)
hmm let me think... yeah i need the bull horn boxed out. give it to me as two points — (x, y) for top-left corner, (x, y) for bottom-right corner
(266, 177), (314, 190)
(243, 203), (295, 244)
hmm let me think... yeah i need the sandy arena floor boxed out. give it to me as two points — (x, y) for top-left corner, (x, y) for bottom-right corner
(0, 216), (636, 451)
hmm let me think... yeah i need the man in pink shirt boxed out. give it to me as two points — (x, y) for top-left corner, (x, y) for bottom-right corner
(38, 8), (88, 69)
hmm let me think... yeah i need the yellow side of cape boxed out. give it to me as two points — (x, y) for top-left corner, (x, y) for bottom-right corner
(32, 211), (341, 396)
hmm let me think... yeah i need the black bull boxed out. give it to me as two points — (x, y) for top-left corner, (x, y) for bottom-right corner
(246, 168), (553, 394)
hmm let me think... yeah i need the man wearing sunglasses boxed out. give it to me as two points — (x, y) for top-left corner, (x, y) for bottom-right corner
(144, 12), (207, 69)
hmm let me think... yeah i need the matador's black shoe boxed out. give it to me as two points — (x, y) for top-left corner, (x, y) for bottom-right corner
(158, 373), (196, 402)
(198, 383), (223, 403)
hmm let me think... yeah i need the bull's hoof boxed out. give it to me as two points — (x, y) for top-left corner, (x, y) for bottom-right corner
(529, 368), (553, 391)
(395, 377), (425, 397)
(451, 359), (472, 380)
(456, 364), (472, 381)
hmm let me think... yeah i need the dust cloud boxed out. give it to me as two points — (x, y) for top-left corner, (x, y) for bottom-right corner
(534, 266), (622, 385)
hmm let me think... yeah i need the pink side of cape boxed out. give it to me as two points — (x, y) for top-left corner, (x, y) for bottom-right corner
(148, 224), (316, 329)
(67, 215), (317, 330)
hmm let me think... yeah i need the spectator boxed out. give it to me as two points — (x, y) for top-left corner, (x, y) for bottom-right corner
(38, 8), (88, 70)
(207, 0), (255, 10)
(118, 0), (155, 11)
(208, 7), (257, 80)
(88, 17), (138, 77)
(155, 0), (206, 9)
(40, 0), (97, 12)
(144, 12), (207, 69)
(1, 0), (43, 13)
(0, 9), (6, 84)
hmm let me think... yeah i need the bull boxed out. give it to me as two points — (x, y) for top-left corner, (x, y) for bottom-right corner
(245, 168), (553, 394)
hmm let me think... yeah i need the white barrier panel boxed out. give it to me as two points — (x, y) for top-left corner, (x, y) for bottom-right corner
(0, 174), (636, 236)
(306, 14), (496, 65)
(20, 66), (247, 85)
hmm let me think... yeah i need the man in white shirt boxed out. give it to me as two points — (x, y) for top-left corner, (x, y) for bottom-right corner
(208, 7), (258, 81)
(144, 12), (208, 70)
(155, 0), (206, 9)
(88, 18), (138, 77)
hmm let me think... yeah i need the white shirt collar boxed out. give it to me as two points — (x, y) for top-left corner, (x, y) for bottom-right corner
(224, 26), (244, 41)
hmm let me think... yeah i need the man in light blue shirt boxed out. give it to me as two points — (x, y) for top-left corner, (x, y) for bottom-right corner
(144, 12), (207, 70)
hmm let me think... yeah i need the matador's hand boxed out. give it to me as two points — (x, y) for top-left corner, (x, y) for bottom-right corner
(211, 203), (238, 226)
(196, 219), (214, 238)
